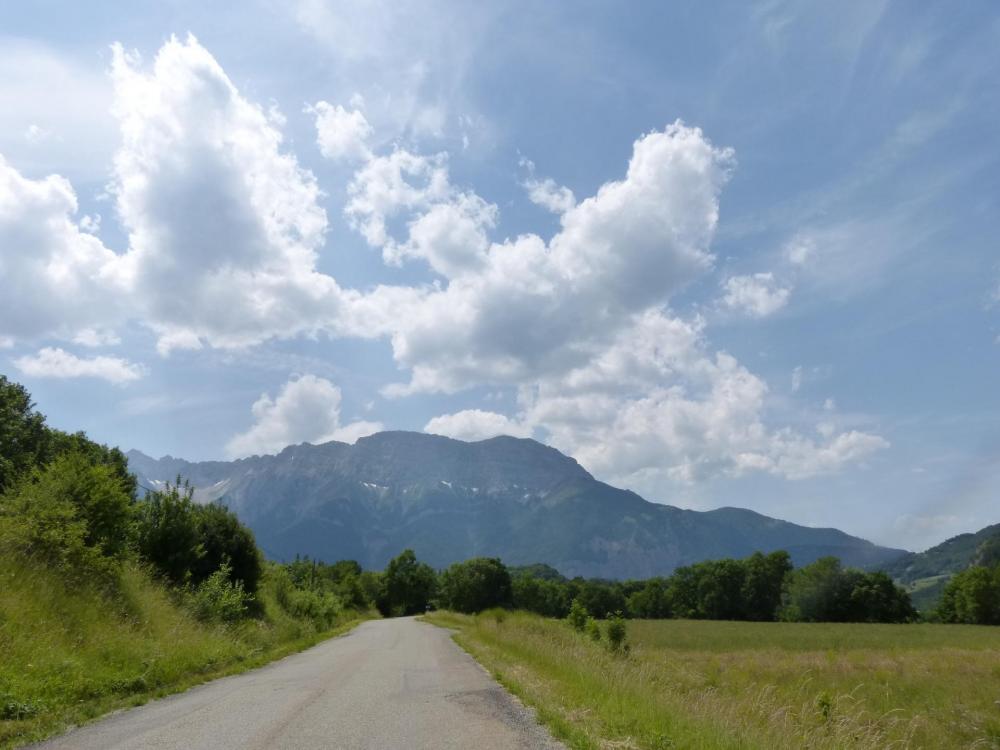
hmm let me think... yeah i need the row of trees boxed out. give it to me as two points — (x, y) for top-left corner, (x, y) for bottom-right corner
(348, 548), (916, 624)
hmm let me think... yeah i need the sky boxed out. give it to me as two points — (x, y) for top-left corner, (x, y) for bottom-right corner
(1, 1), (998, 552)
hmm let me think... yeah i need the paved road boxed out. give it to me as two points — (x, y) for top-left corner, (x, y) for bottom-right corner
(32, 617), (564, 750)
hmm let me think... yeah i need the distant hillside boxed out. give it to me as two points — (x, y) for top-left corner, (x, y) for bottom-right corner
(882, 523), (1000, 611)
(128, 432), (908, 579)
(885, 523), (1000, 583)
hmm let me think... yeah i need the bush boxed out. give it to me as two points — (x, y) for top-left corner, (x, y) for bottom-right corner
(585, 617), (601, 642)
(567, 598), (588, 632)
(605, 611), (629, 654)
(190, 563), (253, 624)
(0, 452), (133, 581)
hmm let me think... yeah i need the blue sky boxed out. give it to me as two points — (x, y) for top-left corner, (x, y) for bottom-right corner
(1, 1), (998, 551)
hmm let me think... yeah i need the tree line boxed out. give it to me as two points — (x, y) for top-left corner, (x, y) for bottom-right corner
(379, 549), (918, 623)
(5, 373), (999, 626)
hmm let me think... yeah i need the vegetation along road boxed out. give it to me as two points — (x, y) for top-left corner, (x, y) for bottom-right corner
(31, 617), (563, 750)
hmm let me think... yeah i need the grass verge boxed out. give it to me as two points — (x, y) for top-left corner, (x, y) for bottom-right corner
(425, 610), (1000, 749)
(0, 556), (374, 749)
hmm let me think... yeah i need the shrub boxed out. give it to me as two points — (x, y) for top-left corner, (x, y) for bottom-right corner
(190, 563), (253, 624)
(605, 611), (629, 654)
(585, 617), (602, 642)
(567, 597), (588, 632)
(0, 453), (131, 581)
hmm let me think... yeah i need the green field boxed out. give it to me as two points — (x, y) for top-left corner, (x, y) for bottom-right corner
(0, 555), (370, 749)
(427, 610), (1000, 749)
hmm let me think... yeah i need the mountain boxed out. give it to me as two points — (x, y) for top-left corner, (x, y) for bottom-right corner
(882, 523), (1000, 611)
(127, 431), (907, 579)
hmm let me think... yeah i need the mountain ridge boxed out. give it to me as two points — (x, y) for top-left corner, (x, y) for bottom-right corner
(127, 431), (908, 579)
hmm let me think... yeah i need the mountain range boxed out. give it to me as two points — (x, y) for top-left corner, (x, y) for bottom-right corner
(127, 431), (908, 579)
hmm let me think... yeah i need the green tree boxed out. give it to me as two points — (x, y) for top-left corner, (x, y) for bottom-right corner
(626, 577), (672, 618)
(937, 565), (1000, 625)
(512, 573), (570, 617)
(782, 557), (914, 623)
(382, 549), (436, 616)
(439, 557), (512, 613)
(0, 375), (49, 493)
(741, 551), (793, 621)
(134, 480), (203, 586)
(191, 503), (262, 593)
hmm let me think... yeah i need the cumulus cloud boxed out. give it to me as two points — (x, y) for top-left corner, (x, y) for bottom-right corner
(13, 347), (145, 384)
(109, 35), (347, 354)
(0, 34), (886, 488)
(366, 122), (733, 396)
(720, 272), (791, 317)
(424, 409), (532, 441)
(226, 375), (383, 457)
(513, 310), (888, 484)
(0, 155), (123, 342)
(310, 100), (373, 161)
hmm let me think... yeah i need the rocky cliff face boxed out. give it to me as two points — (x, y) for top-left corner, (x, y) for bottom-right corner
(128, 432), (907, 578)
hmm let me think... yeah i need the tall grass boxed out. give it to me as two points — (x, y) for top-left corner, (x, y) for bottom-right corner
(0, 554), (372, 748)
(427, 611), (1000, 749)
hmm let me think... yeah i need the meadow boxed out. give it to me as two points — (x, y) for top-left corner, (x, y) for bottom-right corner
(0, 555), (369, 749)
(427, 610), (1000, 749)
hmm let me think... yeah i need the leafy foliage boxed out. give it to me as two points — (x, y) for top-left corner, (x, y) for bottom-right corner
(382, 549), (437, 616)
(936, 563), (1000, 624)
(604, 611), (629, 653)
(190, 563), (253, 623)
(780, 557), (915, 623)
(191, 502), (263, 594)
(567, 598), (589, 631)
(438, 557), (512, 613)
(134, 480), (203, 587)
(0, 451), (134, 581)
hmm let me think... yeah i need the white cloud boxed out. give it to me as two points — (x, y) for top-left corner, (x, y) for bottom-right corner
(372, 121), (734, 396)
(785, 235), (815, 265)
(310, 100), (373, 161)
(424, 409), (532, 441)
(13, 347), (145, 385)
(512, 310), (887, 484)
(226, 374), (383, 457)
(720, 272), (791, 317)
(72, 328), (121, 347)
(0, 155), (123, 342)
(109, 35), (347, 354)
(0, 34), (885, 488)
(522, 166), (576, 214)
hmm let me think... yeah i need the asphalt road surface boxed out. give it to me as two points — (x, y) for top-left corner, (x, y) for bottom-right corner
(32, 617), (564, 750)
